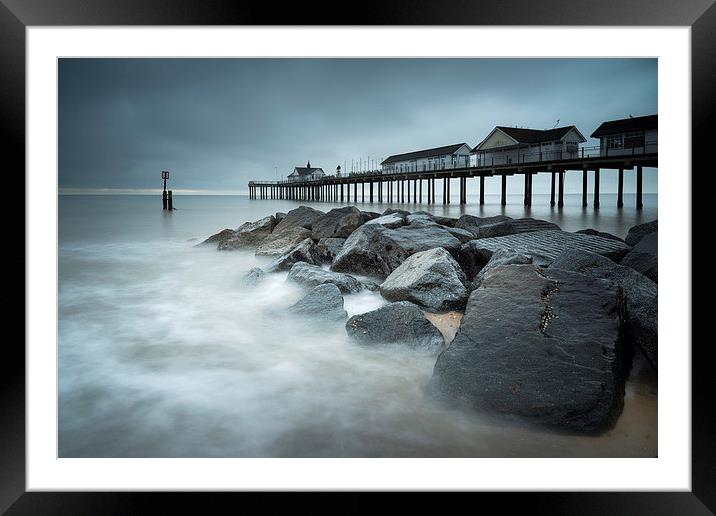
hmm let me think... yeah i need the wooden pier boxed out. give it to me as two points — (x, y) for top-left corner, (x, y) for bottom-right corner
(248, 149), (656, 209)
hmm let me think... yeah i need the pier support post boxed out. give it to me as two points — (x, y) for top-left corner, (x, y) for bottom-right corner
(479, 176), (485, 205)
(617, 167), (624, 208)
(401, 180), (404, 203)
(594, 168), (600, 209)
(636, 165), (643, 209)
(523, 173), (529, 206)
(369, 181), (373, 203)
(442, 178), (447, 204)
(550, 172), (556, 206)
(431, 178), (436, 204)
(582, 169), (588, 207)
(414, 179), (418, 204)
(558, 171), (565, 208)
(419, 179), (423, 203)
(527, 173), (533, 206)
(501, 175), (507, 206)
(407, 179), (411, 203)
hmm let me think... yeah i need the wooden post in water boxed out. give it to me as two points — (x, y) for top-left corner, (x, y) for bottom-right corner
(167, 190), (173, 210)
(369, 181), (373, 203)
(557, 171), (565, 208)
(636, 165), (643, 209)
(523, 173), (529, 206)
(501, 175), (507, 206)
(446, 178), (450, 204)
(582, 169), (588, 207)
(407, 179), (411, 203)
(419, 179), (423, 204)
(161, 170), (170, 209)
(414, 179), (418, 204)
(593, 168), (601, 209)
(527, 173), (533, 206)
(617, 167), (624, 207)
(442, 178), (447, 204)
(550, 172), (556, 206)
(479, 176), (485, 205)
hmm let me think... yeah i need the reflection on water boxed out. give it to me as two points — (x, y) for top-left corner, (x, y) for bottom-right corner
(59, 194), (657, 457)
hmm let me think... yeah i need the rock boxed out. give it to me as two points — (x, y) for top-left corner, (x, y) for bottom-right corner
(382, 208), (410, 217)
(265, 238), (322, 272)
(471, 249), (533, 290)
(239, 267), (266, 287)
(255, 225), (313, 256)
(364, 213), (406, 229)
(620, 232), (658, 283)
(331, 221), (462, 279)
(458, 241), (549, 281)
(272, 206), (324, 232)
(287, 262), (363, 294)
(311, 207), (365, 239)
(345, 301), (444, 351)
(625, 220), (658, 247)
(429, 264), (627, 434)
(290, 284), (347, 321)
(411, 212), (457, 227)
(575, 228), (625, 243)
(233, 215), (277, 247)
(275, 212), (287, 223)
(447, 227), (475, 243)
(461, 230), (631, 268)
(361, 211), (381, 222)
(316, 238), (345, 262)
(406, 213), (434, 225)
(551, 249), (658, 368)
(199, 228), (236, 248)
(455, 214), (512, 237)
(379, 248), (468, 312)
(471, 217), (561, 239)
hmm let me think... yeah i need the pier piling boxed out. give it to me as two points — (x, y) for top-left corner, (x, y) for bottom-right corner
(594, 168), (601, 209)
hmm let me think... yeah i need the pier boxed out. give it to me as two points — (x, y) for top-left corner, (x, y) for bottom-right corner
(248, 145), (657, 209)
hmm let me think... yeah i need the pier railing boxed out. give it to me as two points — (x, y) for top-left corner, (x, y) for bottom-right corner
(250, 142), (657, 186)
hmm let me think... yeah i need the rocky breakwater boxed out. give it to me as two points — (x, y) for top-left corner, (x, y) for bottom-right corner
(201, 208), (658, 434)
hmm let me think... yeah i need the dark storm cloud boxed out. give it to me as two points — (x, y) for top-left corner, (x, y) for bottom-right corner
(58, 58), (657, 192)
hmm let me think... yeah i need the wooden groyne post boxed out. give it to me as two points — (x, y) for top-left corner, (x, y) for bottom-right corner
(161, 170), (170, 210)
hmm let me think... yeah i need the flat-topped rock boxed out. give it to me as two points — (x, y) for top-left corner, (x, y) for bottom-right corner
(272, 206), (324, 232)
(471, 217), (561, 239)
(463, 229), (631, 266)
(287, 262), (363, 294)
(311, 207), (364, 239)
(265, 238), (322, 272)
(625, 220), (658, 247)
(551, 248), (658, 368)
(364, 212), (406, 229)
(290, 283), (347, 321)
(471, 248), (533, 290)
(345, 301), (444, 351)
(575, 228), (625, 243)
(455, 214), (512, 237)
(255, 225), (313, 256)
(379, 247), (468, 312)
(429, 264), (628, 434)
(620, 232), (658, 283)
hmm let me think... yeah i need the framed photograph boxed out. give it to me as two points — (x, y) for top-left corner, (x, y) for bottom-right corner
(6, 0), (710, 512)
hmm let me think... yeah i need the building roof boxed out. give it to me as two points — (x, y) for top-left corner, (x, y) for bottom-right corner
(590, 114), (658, 138)
(381, 143), (469, 165)
(473, 125), (586, 151)
(289, 161), (324, 177)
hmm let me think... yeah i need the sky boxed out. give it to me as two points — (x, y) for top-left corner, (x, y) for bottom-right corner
(58, 58), (657, 194)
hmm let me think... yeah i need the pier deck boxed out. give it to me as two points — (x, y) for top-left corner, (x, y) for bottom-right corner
(248, 148), (657, 209)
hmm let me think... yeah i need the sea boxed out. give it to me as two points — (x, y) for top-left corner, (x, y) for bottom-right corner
(58, 193), (657, 457)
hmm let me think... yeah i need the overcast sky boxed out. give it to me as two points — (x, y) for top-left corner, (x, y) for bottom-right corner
(59, 58), (657, 194)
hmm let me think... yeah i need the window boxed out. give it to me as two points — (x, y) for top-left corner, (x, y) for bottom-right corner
(624, 131), (645, 148)
(606, 135), (624, 150)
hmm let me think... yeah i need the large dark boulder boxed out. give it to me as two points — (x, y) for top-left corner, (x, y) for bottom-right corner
(287, 262), (363, 294)
(290, 283), (347, 321)
(625, 220), (658, 247)
(459, 230), (631, 270)
(471, 249), (533, 290)
(429, 264), (627, 434)
(273, 205), (325, 232)
(455, 214), (512, 237)
(575, 228), (625, 243)
(316, 237), (345, 262)
(551, 249), (658, 368)
(215, 215), (278, 250)
(471, 218), (561, 239)
(379, 247), (468, 312)
(364, 212), (407, 229)
(199, 228), (236, 248)
(311, 207), (365, 239)
(620, 231), (657, 283)
(265, 238), (322, 272)
(331, 220), (462, 279)
(255, 225), (313, 256)
(345, 301), (444, 351)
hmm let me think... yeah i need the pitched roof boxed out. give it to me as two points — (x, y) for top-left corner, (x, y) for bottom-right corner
(289, 166), (324, 177)
(473, 126), (586, 151)
(381, 143), (469, 165)
(590, 114), (658, 138)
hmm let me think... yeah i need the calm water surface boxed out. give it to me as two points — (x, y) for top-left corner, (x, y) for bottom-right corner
(59, 194), (657, 457)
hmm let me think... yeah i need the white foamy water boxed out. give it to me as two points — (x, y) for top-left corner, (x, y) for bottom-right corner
(59, 194), (657, 457)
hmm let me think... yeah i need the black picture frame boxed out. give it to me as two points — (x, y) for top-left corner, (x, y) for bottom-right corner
(4, 0), (711, 513)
